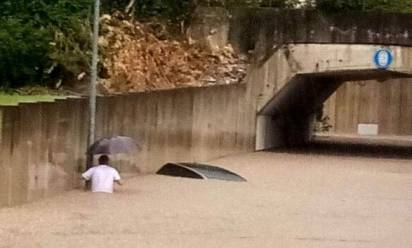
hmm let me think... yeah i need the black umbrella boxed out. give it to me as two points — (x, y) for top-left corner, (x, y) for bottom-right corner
(87, 136), (141, 155)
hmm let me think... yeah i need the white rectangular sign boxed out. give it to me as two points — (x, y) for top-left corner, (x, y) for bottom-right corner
(357, 123), (379, 136)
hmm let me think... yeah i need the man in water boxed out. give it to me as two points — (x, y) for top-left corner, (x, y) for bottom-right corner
(82, 155), (122, 193)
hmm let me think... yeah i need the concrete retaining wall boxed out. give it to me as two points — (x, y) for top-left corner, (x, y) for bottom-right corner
(0, 84), (256, 207)
(190, 7), (412, 55)
(324, 79), (412, 135)
(228, 8), (412, 53)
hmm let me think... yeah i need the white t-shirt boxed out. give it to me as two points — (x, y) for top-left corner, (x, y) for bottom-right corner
(82, 165), (121, 193)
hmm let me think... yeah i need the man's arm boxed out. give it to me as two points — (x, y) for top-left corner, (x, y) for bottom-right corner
(82, 168), (94, 181)
(113, 169), (122, 186)
(81, 168), (94, 191)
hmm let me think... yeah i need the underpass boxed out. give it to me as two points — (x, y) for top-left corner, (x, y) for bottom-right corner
(256, 68), (412, 149)
(200, 8), (412, 150)
(251, 44), (412, 150)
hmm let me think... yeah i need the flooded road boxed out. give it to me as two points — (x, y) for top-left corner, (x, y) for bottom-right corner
(1, 141), (412, 247)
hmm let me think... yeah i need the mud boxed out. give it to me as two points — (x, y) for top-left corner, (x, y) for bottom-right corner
(1, 142), (412, 247)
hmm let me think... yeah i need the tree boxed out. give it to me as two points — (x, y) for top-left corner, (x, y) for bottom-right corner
(0, 0), (93, 88)
(0, 18), (49, 87)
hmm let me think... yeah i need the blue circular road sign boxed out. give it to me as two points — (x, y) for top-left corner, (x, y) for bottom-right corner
(374, 48), (393, 69)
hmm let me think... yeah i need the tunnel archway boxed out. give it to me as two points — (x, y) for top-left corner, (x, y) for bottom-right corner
(255, 69), (412, 150)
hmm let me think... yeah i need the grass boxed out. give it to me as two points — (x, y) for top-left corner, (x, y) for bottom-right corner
(0, 94), (68, 106)
(0, 86), (72, 105)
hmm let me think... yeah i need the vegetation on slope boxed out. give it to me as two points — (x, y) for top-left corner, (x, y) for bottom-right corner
(0, 0), (93, 88)
(0, 0), (411, 91)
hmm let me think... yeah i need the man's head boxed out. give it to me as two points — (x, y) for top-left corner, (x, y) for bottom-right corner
(98, 155), (109, 165)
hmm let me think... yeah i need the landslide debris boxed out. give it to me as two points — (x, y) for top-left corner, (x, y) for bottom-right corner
(99, 13), (248, 93)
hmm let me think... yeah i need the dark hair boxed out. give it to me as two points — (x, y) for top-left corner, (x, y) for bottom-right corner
(98, 155), (109, 165)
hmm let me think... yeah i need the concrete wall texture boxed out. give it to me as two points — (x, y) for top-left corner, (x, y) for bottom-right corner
(2, 8), (412, 207)
(226, 8), (412, 52)
(0, 84), (256, 207)
(324, 79), (412, 135)
(252, 44), (412, 112)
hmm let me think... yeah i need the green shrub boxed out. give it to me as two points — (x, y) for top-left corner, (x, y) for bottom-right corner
(0, 0), (93, 88)
(0, 18), (50, 87)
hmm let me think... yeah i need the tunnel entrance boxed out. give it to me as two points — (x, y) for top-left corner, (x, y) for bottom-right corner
(256, 69), (412, 150)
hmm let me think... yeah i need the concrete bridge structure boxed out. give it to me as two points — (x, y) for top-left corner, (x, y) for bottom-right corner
(253, 44), (412, 149)
(190, 7), (412, 149)
(1, 8), (412, 207)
